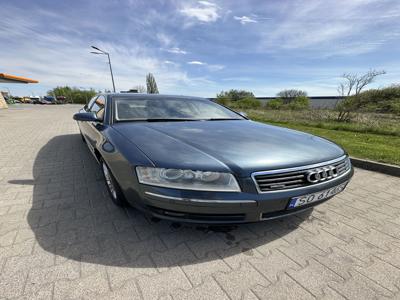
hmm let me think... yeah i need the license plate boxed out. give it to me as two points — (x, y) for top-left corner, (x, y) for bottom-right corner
(288, 181), (348, 209)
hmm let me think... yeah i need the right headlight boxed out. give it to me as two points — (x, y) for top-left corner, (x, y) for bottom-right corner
(136, 167), (241, 192)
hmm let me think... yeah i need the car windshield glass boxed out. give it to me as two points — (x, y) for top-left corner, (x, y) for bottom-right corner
(113, 97), (244, 121)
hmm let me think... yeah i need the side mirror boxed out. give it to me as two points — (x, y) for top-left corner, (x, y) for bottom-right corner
(238, 111), (248, 118)
(73, 112), (99, 122)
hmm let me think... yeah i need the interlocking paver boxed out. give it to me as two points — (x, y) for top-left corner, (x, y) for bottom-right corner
(214, 261), (270, 300)
(171, 278), (230, 300)
(252, 273), (315, 300)
(0, 105), (400, 299)
(136, 267), (192, 299)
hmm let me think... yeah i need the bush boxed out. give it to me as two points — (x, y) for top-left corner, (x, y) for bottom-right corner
(266, 98), (283, 110)
(265, 96), (309, 110)
(215, 96), (231, 106)
(231, 97), (261, 109)
(336, 85), (400, 120)
(288, 96), (310, 110)
(216, 89), (254, 102)
(276, 89), (308, 104)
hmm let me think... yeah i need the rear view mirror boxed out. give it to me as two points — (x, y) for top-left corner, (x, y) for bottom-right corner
(73, 112), (99, 122)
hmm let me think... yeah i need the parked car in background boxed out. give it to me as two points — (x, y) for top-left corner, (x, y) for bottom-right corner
(56, 96), (66, 104)
(73, 93), (353, 224)
(43, 96), (56, 104)
(21, 97), (32, 103)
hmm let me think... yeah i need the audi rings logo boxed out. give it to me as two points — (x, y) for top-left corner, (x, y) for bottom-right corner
(306, 166), (338, 183)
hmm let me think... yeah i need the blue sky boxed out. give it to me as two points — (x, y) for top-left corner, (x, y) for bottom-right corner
(1, 0), (400, 97)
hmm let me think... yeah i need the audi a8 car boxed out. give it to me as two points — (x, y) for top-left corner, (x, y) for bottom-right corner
(73, 93), (353, 223)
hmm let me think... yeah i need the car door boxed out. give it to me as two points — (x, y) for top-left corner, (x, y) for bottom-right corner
(84, 95), (106, 154)
(79, 96), (98, 142)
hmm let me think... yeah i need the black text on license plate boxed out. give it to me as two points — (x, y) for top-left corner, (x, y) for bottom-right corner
(288, 182), (347, 209)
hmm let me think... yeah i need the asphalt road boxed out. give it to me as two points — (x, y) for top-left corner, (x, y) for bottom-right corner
(0, 104), (399, 299)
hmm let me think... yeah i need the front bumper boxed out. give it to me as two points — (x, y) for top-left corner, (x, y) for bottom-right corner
(125, 166), (354, 224)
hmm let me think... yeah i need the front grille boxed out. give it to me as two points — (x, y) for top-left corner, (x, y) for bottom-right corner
(252, 156), (351, 193)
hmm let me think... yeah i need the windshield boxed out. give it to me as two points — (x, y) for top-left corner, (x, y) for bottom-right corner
(113, 97), (244, 121)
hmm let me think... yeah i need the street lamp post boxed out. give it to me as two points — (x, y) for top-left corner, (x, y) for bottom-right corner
(90, 46), (116, 93)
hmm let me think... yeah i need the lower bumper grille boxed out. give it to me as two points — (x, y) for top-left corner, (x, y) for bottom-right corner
(147, 206), (246, 222)
(252, 156), (351, 192)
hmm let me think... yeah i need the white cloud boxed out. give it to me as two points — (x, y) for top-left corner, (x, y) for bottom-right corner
(165, 47), (187, 54)
(156, 33), (172, 46)
(187, 61), (205, 65)
(198, 1), (215, 7)
(187, 61), (224, 71)
(234, 16), (257, 25)
(0, 6), (208, 96)
(257, 0), (400, 55)
(180, 1), (220, 22)
(207, 64), (225, 71)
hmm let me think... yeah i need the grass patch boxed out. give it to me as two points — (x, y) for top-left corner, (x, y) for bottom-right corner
(256, 120), (400, 165)
(247, 109), (400, 137)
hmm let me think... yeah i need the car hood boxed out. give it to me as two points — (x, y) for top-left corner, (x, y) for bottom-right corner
(113, 120), (345, 177)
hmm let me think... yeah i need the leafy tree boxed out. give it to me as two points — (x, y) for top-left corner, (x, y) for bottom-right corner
(146, 73), (159, 94)
(47, 86), (96, 104)
(216, 89), (254, 102)
(276, 89), (307, 104)
(336, 69), (386, 121)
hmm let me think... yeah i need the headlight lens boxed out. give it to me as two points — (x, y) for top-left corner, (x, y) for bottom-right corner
(136, 167), (241, 192)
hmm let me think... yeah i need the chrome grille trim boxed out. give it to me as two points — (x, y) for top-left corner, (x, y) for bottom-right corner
(252, 155), (351, 193)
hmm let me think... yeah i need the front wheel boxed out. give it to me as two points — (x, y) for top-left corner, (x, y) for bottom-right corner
(101, 160), (127, 207)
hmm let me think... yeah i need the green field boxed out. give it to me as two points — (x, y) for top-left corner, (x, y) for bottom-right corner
(248, 112), (400, 165)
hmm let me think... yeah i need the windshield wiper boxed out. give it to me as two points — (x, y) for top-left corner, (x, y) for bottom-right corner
(145, 118), (201, 122)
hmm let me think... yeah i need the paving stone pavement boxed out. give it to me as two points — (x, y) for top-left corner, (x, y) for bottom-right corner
(0, 104), (399, 300)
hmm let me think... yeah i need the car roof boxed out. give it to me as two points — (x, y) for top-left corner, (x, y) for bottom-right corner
(106, 93), (208, 101)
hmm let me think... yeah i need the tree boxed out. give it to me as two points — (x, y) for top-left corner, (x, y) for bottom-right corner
(132, 85), (146, 93)
(216, 89), (254, 102)
(336, 69), (386, 121)
(276, 89), (307, 104)
(47, 86), (96, 104)
(146, 73), (159, 94)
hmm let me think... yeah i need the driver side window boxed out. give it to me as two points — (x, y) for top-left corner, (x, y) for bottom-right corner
(86, 96), (98, 111)
(90, 95), (106, 121)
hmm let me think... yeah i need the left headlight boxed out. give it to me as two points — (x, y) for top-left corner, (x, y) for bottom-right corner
(136, 167), (241, 192)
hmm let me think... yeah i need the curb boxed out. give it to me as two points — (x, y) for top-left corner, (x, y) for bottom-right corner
(350, 157), (400, 177)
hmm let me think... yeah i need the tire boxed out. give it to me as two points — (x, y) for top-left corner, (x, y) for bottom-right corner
(101, 159), (127, 207)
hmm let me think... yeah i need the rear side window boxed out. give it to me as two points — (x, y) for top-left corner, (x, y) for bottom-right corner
(90, 95), (106, 120)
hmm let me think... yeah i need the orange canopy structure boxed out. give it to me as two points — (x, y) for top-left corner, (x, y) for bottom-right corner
(0, 73), (39, 84)
(0, 73), (39, 108)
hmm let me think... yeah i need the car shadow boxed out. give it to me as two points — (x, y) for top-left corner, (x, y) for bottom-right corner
(23, 134), (313, 268)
